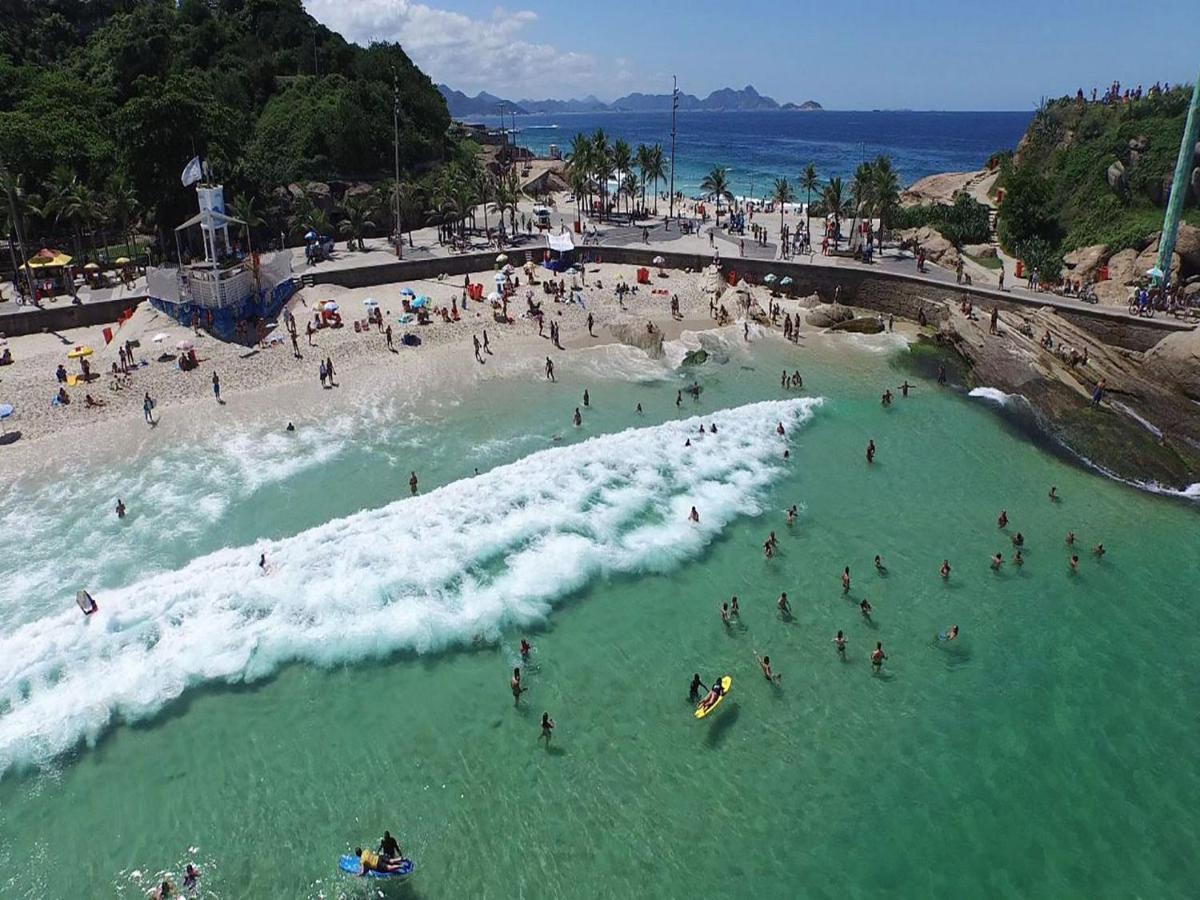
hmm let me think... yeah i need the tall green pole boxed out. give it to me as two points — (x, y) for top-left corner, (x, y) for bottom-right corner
(1157, 68), (1200, 286)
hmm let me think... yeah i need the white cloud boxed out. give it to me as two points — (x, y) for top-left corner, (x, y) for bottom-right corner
(306, 1), (635, 99)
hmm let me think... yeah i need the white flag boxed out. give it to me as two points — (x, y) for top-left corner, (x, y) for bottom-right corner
(181, 156), (203, 187)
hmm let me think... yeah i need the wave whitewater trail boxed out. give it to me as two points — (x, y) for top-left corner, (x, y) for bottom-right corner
(0, 398), (822, 778)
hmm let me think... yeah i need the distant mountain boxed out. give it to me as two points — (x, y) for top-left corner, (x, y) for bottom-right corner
(437, 85), (527, 117)
(441, 84), (820, 117)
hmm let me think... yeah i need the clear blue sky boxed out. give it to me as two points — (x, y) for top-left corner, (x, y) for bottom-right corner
(308, 0), (1200, 109)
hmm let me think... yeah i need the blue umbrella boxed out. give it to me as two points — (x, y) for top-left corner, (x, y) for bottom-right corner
(400, 287), (416, 297)
(411, 296), (429, 309)
(0, 403), (13, 435)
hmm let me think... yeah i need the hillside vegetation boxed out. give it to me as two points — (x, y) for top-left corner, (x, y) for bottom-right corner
(996, 87), (1199, 278)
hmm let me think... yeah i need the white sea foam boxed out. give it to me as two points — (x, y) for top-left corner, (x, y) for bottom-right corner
(0, 398), (822, 776)
(967, 386), (1016, 406)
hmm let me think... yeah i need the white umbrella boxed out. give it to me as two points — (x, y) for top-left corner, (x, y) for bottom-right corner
(496, 253), (508, 264)
(0, 403), (12, 436)
(363, 297), (379, 308)
(494, 272), (506, 283)
(503, 264), (515, 274)
(323, 301), (340, 312)
(176, 339), (194, 351)
(487, 291), (502, 303)
(151, 333), (168, 343)
(652, 255), (665, 266)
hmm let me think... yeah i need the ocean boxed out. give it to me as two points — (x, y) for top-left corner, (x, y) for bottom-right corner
(471, 110), (1034, 196)
(1, 330), (1198, 898)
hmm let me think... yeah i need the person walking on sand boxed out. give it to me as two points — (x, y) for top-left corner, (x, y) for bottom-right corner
(545, 357), (555, 381)
(319, 360), (328, 387)
(540, 712), (556, 744)
(473, 335), (483, 363)
(212, 371), (221, 403)
(998, 262), (1005, 292)
(385, 324), (393, 351)
(511, 668), (526, 705)
(143, 392), (155, 425)
(325, 356), (335, 385)
(483, 330), (492, 355)
(306, 320), (315, 346)
(291, 330), (301, 358)
(989, 307), (999, 335)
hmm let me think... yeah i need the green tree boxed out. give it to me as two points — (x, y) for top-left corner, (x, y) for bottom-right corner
(700, 166), (733, 223)
(612, 139), (633, 216)
(770, 177), (795, 234)
(997, 163), (1060, 252)
(870, 156), (900, 248)
(822, 176), (849, 244)
(644, 145), (666, 215)
(799, 163), (820, 239)
(591, 130), (611, 221)
(635, 143), (652, 213)
(567, 132), (593, 219)
(337, 193), (375, 251)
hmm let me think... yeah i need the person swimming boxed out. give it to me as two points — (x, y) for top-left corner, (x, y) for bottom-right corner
(874, 554), (886, 573)
(866, 440), (876, 463)
(1066, 531), (1076, 545)
(689, 673), (707, 702)
(786, 505), (797, 525)
(939, 625), (959, 641)
(1092, 543), (1105, 557)
(1014, 549), (1024, 566)
(833, 631), (847, 656)
(520, 639), (532, 662)
(1069, 554), (1080, 572)
(997, 509), (1009, 528)
(842, 566), (851, 593)
(940, 559), (952, 579)
(182, 864), (200, 890)
(754, 651), (781, 684)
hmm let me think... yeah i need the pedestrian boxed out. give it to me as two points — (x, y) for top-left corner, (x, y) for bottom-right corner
(306, 321), (315, 345)
(545, 357), (555, 381)
(290, 331), (301, 358)
(483, 329), (491, 354)
(998, 263), (1005, 292)
(473, 334), (482, 363)
(212, 371), (221, 402)
(319, 360), (327, 387)
(409, 471), (418, 495)
(385, 324), (393, 350)
(587, 312), (594, 336)
(325, 356), (335, 384)
(143, 392), (155, 425)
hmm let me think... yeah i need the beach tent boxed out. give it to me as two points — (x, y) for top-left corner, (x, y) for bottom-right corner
(545, 231), (575, 272)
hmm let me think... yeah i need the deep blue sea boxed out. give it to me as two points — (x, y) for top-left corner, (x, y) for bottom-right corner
(471, 110), (1032, 198)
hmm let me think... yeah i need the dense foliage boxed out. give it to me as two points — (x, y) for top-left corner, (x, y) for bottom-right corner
(896, 193), (992, 246)
(997, 87), (1198, 259)
(0, 0), (450, 253)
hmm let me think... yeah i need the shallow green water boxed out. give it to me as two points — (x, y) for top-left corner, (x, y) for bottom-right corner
(1, 331), (1197, 899)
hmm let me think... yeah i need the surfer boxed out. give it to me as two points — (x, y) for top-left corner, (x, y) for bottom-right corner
(409, 471), (418, 494)
(860, 598), (873, 620)
(115, 498), (126, 519)
(511, 667), (526, 705)
(379, 831), (403, 862)
(940, 559), (952, 579)
(842, 566), (851, 593)
(754, 651), (782, 684)
(689, 674), (707, 702)
(833, 631), (847, 657)
(354, 847), (408, 876)
(778, 592), (791, 616)
(689, 506), (700, 523)
(871, 642), (887, 670)
(573, 407), (582, 427)
(520, 639), (532, 662)
(730, 596), (740, 618)
(866, 440), (876, 463)
(540, 712), (556, 744)
(997, 509), (1008, 528)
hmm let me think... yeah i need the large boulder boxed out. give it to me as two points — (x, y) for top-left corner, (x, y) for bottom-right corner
(1134, 237), (1181, 282)
(1142, 329), (1200, 402)
(896, 225), (960, 269)
(1062, 243), (1109, 282)
(1107, 160), (1126, 194)
(964, 243), (997, 259)
(1093, 247), (1138, 305)
(793, 292), (823, 309)
(1174, 222), (1200, 276)
(608, 320), (664, 359)
(806, 303), (854, 328)
(830, 316), (884, 334)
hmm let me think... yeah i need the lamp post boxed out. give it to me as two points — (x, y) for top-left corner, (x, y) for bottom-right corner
(393, 71), (403, 259)
(668, 75), (678, 228)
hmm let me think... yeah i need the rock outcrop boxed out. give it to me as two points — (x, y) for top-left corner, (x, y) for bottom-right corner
(896, 226), (961, 269)
(1062, 243), (1109, 282)
(1106, 160), (1126, 194)
(829, 316), (884, 334)
(1143, 329), (1200, 402)
(608, 320), (664, 359)
(806, 303), (854, 328)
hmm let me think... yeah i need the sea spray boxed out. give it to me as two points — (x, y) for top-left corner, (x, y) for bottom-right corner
(0, 398), (822, 777)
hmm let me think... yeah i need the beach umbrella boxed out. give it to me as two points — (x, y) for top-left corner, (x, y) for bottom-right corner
(400, 287), (416, 297)
(503, 264), (515, 274)
(496, 253), (508, 264)
(114, 257), (131, 265)
(764, 274), (777, 284)
(363, 297), (379, 308)
(0, 403), (12, 435)
(323, 301), (339, 312)
(152, 333), (168, 343)
(487, 291), (502, 303)
(652, 255), (665, 266)
(411, 296), (428, 309)
(176, 339), (194, 351)
(304, 230), (318, 241)
(780, 276), (794, 286)
(1146, 266), (1164, 279)
(83, 262), (100, 272)
(66, 346), (94, 359)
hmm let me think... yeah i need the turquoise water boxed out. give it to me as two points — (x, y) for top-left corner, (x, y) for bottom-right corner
(1, 331), (1198, 898)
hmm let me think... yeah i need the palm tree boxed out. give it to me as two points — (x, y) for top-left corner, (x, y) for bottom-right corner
(770, 178), (795, 235)
(850, 162), (876, 250)
(591, 130), (611, 220)
(567, 132), (594, 219)
(799, 163), (820, 240)
(612, 139), (633, 216)
(392, 182), (424, 249)
(491, 170), (525, 243)
(105, 175), (139, 258)
(288, 187), (333, 242)
(871, 155), (900, 249)
(338, 194), (375, 251)
(1, 169), (41, 283)
(635, 144), (652, 214)
(645, 145), (666, 215)
(228, 193), (264, 253)
(47, 167), (91, 256)
(700, 166), (733, 224)
(822, 176), (849, 247)
(620, 172), (639, 217)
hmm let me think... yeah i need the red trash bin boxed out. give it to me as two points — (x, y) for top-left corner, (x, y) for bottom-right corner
(1014, 260), (1024, 279)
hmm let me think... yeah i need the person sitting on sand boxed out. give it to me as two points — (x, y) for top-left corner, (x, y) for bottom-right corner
(55, 386), (70, 405)
(85, 393), (105, 408)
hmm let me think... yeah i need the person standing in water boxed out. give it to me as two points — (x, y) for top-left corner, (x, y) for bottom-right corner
(689, 506), (700, 523)
(833, 631), (847, 657)
(573, 407), (582, 427)
(874, 554), (886, 573)
(115, 499), (126, 519)
(778, 592), (792, 616)
(860, 598), (873, 620)
(636, 403), (643, 414)
(730, 596), (741, 619)
(582, 388), (590, 407)
(540, 712), (556, 744)
(842, 566), (851, 593)
(1069, 554), (1080, 573)
(720, 602), (731, 625)
(997, 509), (1009, 529)
(511, 668), (526, 705)
(409, 471), (418, 495)
(520, 639), (532, 662)
(786, 505), (798, 526)
(991, 552), (1004, 570)
(940, 559), (952, 579)
(1049, 485), (1059, 502)
(899, 380), (912, 397)
(676, 390), (682, 408)
(866, 440), (876, 463)
(871, 642), (887, 671)
(689, 674), (707, 702)
(937, 364), (947, 385)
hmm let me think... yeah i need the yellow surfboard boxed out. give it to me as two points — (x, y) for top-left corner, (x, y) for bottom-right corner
(694, 676), (733, 719)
